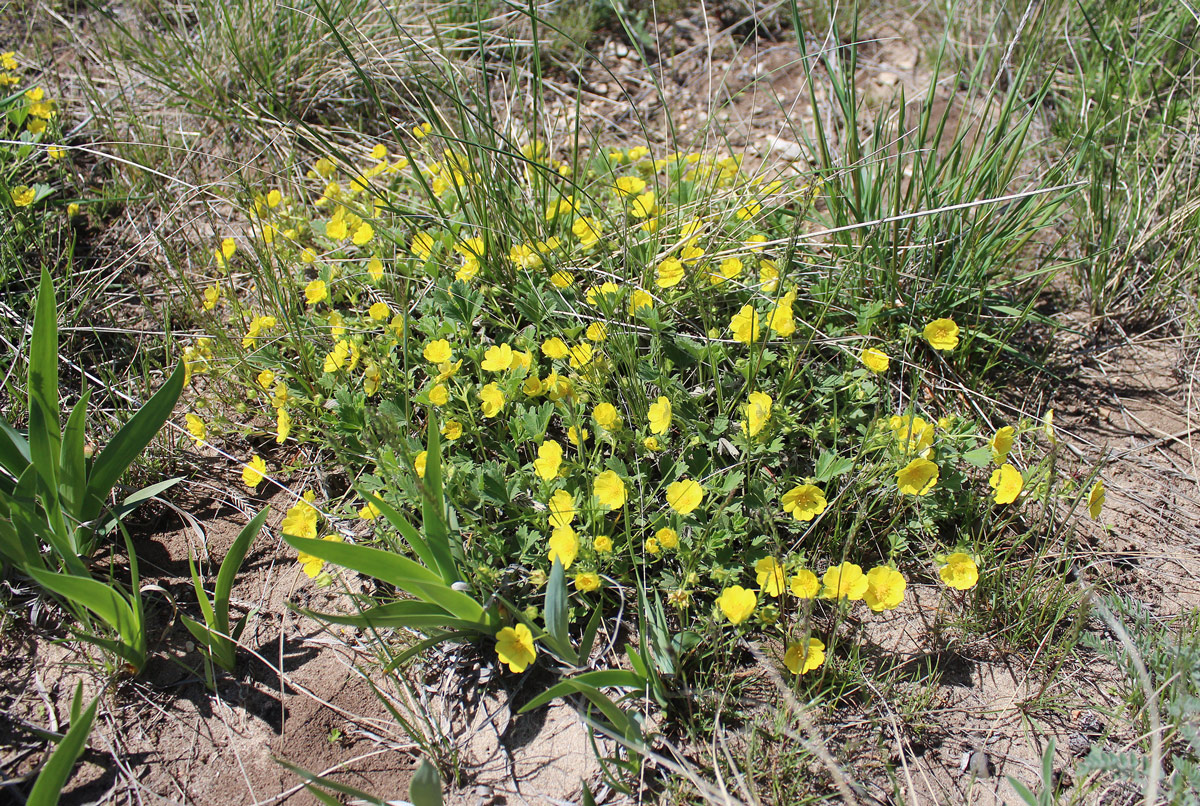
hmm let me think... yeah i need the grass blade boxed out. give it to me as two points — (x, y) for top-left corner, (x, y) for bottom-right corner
(26, 682), (99, 806)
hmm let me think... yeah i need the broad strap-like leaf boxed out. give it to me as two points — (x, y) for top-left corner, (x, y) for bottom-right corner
(95, 477), (182, 537)
(214, 506), (268, 634)
(281, 534), (484, 622)
(519, 671), (648, 713)
(0, 418), (31, 478)
(28, 267), (61, 448)
(83, 362), (185, 526)
(360, 490), (439, 576)
(418, 419), (459, 583)
(410, 758), (444, 806)
(27, 569), (142, 671)
(58, 388), (89, 523)
(519, 679), (642, 742)
(293, 601), (484, 633)
(26, 683), (98, 806)
(544, 558), (577, 665)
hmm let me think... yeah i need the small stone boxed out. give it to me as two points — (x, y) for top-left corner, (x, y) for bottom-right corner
(1069, 733), (1092, 756)
(877, 71), (899, 86)
(765, 137), (804, 161)
(614, 42), (629, 58)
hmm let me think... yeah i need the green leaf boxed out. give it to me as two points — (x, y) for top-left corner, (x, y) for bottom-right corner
(57, 388), (89, 523)
(419, 417), (459, 583)
(294, 601), (485, 632)
(360, 490), (438, 575)
(519, 671), (648, 713)
(964, 446), (995, 468)
(544, 558), (576, 664)
(277, 759), (390, 805)
(813, 450), (854, 482)
(96, 477), (182, 537)
(26, 683), (98, 806)
(410, 758), (444, 806)
(28, 266), (60, 446)
(83, 362), (185, 525)
(27, 568), (144, 671)
(281, 535), (484, 622)
(0, 418), (30, 477)
(214, 507), (268, 634)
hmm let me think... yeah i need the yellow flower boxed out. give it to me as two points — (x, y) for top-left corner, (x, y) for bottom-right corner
(541, 337), (569, 360)
(628, 289), (654, 314)
(323, 340), (351, 373)
(495, 624), (537, 673)
(758, 259), (779, 293)
(185, 414), (206, 447)
(282, 492), (319, 539)
(729, 305), (761, 344)
(939, 553), (979, 590)
(275, 407), (291, 443)
(242, 455), (267, 489)
(989, 426), (1015, 462)
(790, 570), (820, 599)
(784, 638), (825, 675)
(656, 258), (685, 288)
(613, 175), (647, 196)
(593, 535), (613, 553)
(648, 396), (672, 435)
(923, 318), (960, 351)
(585, 322), (608, 342)
(821, 562), (868, 600)
(429, 384), (449, 406)
(202, 285), (221, 311)
(1088, 480), (1105, 519)
(655, 527), (679, 550)
(533, 440), (563, 480)
(665, 479), (704, 515)
(423, 339), (452, 363)
(442, 420), (463, 440)
(717, 586), (757, 625)
(412, 122), (433, 139)
(548, 489), (576, 527)
(593, 470), (627, 510)
(550, 270), (574, 288)
(755, 557), (786, 598)
(643, 436), (661, 451)
(710, 257), (743, 285)
(548, 525), (579, 569)
(305, 279), (328, 306)
(1043, 409), (1056, 444)
(434, 360), (461, 382)
(479, 383), (505, 417)
(574, 572), (601, 592)
(989, 464), (1023, 504)
(736, 201), (762, 220)
(567, 424), (588, 445)
(860, 347), (890, 373)
(1, 51), (17, 70)
(567, 343), (593, 368)
(545, 195), (576, 220)
(482, 343), (515, 371)
(326, 211), (348, 241)
(47, 145), (66, 160)
(767, 296), (796, 338)
(741, 391), (773, 437)
(271, 382), (290, 409)
(359, 501), (381, 520)
(410, 231), (435, 260)
(352, 222), (374, 246)
(572, 216), (602, 247)
(298, 534), (342, 579)
(630, 191), (657, 218)
(645, 537), (660, 555)
(896, 458), (939, 496)
(328, 310), (346, 338)
(863, 566), (906, 612)
(367, 257), (384, 282)
(593, 403), (620, 431)
(366, 301), (389, 321)
(66, 202), (79, 217)
(781, 484), (827, 522)
(363, 362), (382, 397)
(889, 414), (935, 454)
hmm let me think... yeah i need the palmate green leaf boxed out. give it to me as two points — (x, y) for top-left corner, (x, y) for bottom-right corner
(82, 362), (185, 526)
(26, 682), (98, 806)
(281, 535), (484, 622)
